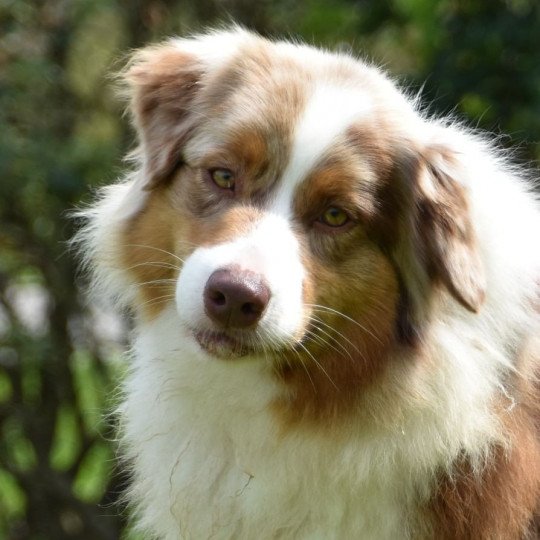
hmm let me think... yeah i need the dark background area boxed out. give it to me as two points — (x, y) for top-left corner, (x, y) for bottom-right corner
(1, 0), (539, 538)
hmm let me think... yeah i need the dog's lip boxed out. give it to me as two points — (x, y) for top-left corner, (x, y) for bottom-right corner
(191, 325), (302, 360)
(194, 329), (252, 359)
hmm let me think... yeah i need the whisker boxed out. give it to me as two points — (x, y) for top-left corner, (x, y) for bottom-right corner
(123, 244), (187, 265)
(306, 303), (383, 345)
(136, 294), (176, 309)
(260, 324), (315, 389)
(309, 315), (364, 357)
(294, 339), (338, 391)
(260, 322), (339, 391)
(290, 346), (316, 391)
(305, 323), (353, 361)
(303, 327), (329, 348)
(124, 261), (182, 273)
(137, 278), (178, 288)
(302, 321), (345, 355)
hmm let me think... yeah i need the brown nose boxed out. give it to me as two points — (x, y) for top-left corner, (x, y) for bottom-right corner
(203, 268), (270, 328)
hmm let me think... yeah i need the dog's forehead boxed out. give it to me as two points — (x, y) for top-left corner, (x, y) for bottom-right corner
(186, 66), (377, 213)
(272, 83), (374, 214)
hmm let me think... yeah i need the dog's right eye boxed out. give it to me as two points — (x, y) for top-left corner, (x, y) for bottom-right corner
(209, 168), (235, 190)
(319, 206), (349, 227)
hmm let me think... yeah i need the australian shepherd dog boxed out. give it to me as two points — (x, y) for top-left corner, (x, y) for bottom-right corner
(76, 28), (540, 539)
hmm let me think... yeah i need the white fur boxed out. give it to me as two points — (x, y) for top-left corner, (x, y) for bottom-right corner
(123, 307), (413, 539)
(72, 175), (148, 308)
(77, 30), (540, 539)
(171, 26), (252, 73)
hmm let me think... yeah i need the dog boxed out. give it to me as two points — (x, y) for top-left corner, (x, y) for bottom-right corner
(76, 28), (540, 539)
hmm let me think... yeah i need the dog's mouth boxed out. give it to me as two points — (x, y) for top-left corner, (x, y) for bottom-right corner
(191, 319), (314, 361)
(194, 329), (255, 359)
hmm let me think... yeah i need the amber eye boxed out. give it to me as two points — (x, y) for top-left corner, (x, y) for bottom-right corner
(210, 168), (235, 190)
(319, 206), (349, 227)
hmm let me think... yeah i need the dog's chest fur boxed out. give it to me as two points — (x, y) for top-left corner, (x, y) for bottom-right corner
(120, 307), (500, 540)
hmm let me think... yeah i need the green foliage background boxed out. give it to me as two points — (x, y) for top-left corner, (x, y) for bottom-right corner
(1, 0), (539, 538)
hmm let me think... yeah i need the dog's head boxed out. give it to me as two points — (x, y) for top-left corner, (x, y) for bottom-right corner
(101, 29), (485, 406)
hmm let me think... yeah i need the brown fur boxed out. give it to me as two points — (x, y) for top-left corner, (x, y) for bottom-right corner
(416, 147), (486, 313)
(270, 144), (401, 422)
(274, 248), (398, 424)
(429, 405), (540, 539)
(121, 187), (184, 320)
(426, 336), (540, 539)
(121, 180), (267, 321)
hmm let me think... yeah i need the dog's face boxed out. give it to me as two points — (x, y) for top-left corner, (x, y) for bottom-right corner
(118, 30), (485, 407)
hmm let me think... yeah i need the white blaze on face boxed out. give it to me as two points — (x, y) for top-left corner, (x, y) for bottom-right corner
(175, 84), (373, 347)
(271, 84), (373, 216)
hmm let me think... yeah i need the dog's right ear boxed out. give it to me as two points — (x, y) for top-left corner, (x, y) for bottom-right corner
(122, 30), (252, 189)
(122, 43), (204, 188)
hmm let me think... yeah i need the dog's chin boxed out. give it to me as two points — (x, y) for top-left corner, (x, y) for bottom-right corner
(194, 329), (257, 360)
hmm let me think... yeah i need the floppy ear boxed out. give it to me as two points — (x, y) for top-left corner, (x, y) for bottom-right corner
(412, 144), (486, 313)
(385, 143), (486, 344)
(122, 43), (204, 188)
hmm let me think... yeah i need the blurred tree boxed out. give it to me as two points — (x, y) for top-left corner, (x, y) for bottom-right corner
(0, 0), (538, 538)
(0, 1), (129, 537)
(347, 0), (540, 160)
(423, 0), (540, 160)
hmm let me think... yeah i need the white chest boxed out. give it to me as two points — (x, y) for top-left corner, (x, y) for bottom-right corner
(121, 353), (417, 539)
(121, 310), (498, 539)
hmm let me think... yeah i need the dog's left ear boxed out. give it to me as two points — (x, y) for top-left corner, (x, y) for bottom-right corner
(412, 144), (486, 313)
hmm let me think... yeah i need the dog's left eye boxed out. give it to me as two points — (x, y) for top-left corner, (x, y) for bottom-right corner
(319, 206), (349, 228)
(210, 168), (235, 190)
